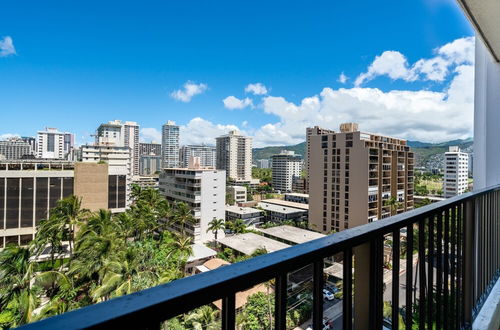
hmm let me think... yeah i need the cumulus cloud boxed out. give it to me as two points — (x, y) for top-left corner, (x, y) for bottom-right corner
(0, 133), (20, 141)
(223, 96), (253, 110)
(140, 128), (162, 143)
(245, 83), (268, 95)
(170, 81), (208, 102)
(355, 37), (474, 86)
(0, 36), (16, 57)
(338, 72), (348, 84)
(179, 117), (243, 145)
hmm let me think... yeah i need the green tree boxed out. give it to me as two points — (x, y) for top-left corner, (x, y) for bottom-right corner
(207, 218), (225, 240)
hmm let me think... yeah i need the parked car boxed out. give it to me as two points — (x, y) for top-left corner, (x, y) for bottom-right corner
(323, 289), (335, 301)
(325, 284), (340, 294)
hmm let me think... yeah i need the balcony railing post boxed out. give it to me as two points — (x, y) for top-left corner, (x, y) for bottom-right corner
(462, 197), (476, 326)
(353, 242), (371, 330)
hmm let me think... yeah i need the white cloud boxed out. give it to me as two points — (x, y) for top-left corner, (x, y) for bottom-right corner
(245, 83), (268, 95)
(223, 96), (253, 110)
(0, 133), (20, 141)
(170, 81), (208, 102)
(0, 36), (16, 57)
(338, 72), (348, 84)
(140, 128), (162, 143)
(355, 51), (417, 86)
(355, 37), (474, 86)
(179, 117), (242, 145)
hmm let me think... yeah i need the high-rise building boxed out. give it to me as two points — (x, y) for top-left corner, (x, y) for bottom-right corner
(271, 151), (302, 192)
(305, 126), (336, 193)
(162, 121), (180, 168)
(21, 137), (37, 154)
(0, 138), (34, 160)
(139, 154), (162, 176)
(0, 161), (125, 247)
(159, 164), (226, 243)
(443, 146), (469, 198)
(257, 159), (270, 169)
(216, 130), (252, 182)
(96, 120), (140, 176)
(179, 145), (216, 168)
(139, 142), (162, 156)
(37, 128), (74, 159)
(309, 123), (414, 234)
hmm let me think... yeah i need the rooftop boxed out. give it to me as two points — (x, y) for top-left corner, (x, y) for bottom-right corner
(256, 225), (325, 245)
(284, 193), (309, 198)
(187, 244), (217, 263)
(225, 205), (263, 215)
(259, 199), (309, 211)
(217, 232), (290, 255)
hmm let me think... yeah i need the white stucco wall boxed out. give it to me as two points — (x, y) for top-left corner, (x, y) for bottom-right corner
(473, 39), (500, 189)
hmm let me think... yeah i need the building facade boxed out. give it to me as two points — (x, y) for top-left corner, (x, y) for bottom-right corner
(443, 146), (469, 198)
(271, 151), (302, 192)
(139, 155), (162, 176)
(309, 123), (414, 234)
(284, 193), (309, 204)
(0, 139), (34, 160)
(257, 159), (270, 169)
(139, 142), (162, 156)
(225, 206), (263, 225)
(37, 128), (74, 159)
(96, 120), (140, 176)
(159, 167), (226, 243)
(180, 145), (216, 168)
(162, 121), (180, 168)
(227, 185), (247, 205)
(80, 145), (131, 208)
(305, 126), (335, 193)
(216, 131), (252, 182)
(0, 161), (125, 248)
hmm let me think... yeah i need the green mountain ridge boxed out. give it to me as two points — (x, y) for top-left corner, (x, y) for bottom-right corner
(253, 138), (473, 169)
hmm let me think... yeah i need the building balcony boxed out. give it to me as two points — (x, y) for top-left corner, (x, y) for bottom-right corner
(23, 186), (500, 330)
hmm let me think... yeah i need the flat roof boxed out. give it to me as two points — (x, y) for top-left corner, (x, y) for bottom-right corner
(226, 205), (263, 215)
(259, 199), (309, 211)
(187, 244), (217, 262)
(257, 225), (325, 244)
(217, 232), (290, 255)
(285, 193), (309, 198)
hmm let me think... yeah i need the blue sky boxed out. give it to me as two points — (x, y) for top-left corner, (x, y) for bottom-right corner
(1, 0), (474, 146)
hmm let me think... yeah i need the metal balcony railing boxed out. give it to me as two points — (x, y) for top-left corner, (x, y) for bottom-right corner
(21, 185), (500, 330)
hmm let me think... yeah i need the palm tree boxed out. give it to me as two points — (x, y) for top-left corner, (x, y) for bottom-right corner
(55, 195), (89, 255)
(231, 219), (247, 234)
(173, 235), (193, 276)
(174, 202), (196, 237)
(206, 218), (225, 240)
(384, 196), (403, 216)
(185, 305), (219, 330)
(34, 270), (76, 319)
(0, 245), (39, 326)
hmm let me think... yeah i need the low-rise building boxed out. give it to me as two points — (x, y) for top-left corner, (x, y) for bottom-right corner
(227, 185), (247, 205)
(256, 225), (324, 246)
(284, 193), (309, 204)
(217, 232), (290, 256)
(257, 201), (308, 223)
(291, 177), (306, 193)
(225, 206), (263, 226)
(185, 244), (217, 275)
(260, 198), (309, 211)
(159, 165), (226, 243)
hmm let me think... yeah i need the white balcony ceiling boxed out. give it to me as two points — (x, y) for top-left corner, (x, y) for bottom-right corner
(457, 0), (500, 61)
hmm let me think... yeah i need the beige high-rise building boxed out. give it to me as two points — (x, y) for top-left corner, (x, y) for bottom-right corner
(305, 126), (335, 193)
(216, 131), (252, 182)
(309, 123), (414, 234)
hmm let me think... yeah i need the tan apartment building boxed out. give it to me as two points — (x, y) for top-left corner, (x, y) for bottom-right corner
(216, 130), (253, 182)
(309, 123), (414, 234)
(305, 126), (335, 193)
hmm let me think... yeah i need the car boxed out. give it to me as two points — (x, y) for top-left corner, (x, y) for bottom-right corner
(322, 289), (334, 301)
(325, 284), (340, 294)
